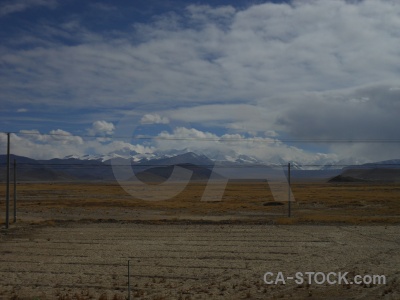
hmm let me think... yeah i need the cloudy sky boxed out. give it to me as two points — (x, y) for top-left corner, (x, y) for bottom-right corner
(0, 0), (399, 164)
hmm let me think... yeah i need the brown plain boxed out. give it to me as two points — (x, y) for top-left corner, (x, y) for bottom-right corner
(0, 181), (399, 224)
(0, 181), (399, 299)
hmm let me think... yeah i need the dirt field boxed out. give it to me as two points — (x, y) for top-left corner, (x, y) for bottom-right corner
(0, 222), (399, 300)
(0, 181), (399, 299)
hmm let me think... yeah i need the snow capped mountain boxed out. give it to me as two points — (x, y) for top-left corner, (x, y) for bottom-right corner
(60, 146), (400, 174)
(62, 151), (296, 168)
(6, 152), (399, 182)
(65, 149), (265, 166)
(136, 152), (214, 168)
(62, 149), (372, 170)
(64, 152), (156, 163)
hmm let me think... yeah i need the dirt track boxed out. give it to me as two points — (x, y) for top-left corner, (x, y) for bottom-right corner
(0, 222), (399, 299)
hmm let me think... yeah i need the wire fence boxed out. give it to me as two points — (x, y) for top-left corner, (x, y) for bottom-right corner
(1, 131), (400, 228)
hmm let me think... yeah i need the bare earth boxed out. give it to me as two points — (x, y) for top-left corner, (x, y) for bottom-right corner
(0, 222), (399, 300)
(0, 181), (399, 299)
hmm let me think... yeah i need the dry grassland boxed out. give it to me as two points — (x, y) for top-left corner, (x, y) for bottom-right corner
(0, 181), (399, 224)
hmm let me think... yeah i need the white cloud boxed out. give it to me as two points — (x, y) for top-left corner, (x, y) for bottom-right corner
(0, 130), (81, 159)
(0, 0), (56, 17)
(165, 104), (277, 135)
(98, 140), (154, 156)
(0, 123), (394, 164)
(153, 127), (337, 164)
(3, 0), (400, 109)
(140, 114), (169, 124)
(186, 4), (235, 24)
(0, 126), (324, 164)
(15, 129), (83, 145)
(87, 121), (115, 136)
(19, 129), (40, 135)
(264, 130), (279, 138)
(0, 129), (154, 160)
(48, 129), (84, 144)
(159, 127), (216, 140)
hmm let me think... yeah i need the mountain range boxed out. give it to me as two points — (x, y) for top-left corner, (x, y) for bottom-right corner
(0, 152), (399, 182)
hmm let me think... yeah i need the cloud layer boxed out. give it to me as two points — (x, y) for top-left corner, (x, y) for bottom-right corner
(1, 0), (399, 162)
(0, 0), (56, 17)
(2, 1), (399, 107)
(0, 123), (339, 166)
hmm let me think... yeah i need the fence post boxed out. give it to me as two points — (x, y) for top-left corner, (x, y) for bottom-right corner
(5, 133), (10, 229)
(288, 162), (291, 217)
(128, 260), (131, 300)
(13, 159), (17, 223)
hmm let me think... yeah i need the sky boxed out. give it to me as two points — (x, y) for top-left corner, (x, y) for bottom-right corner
(0, 0), (400, 164)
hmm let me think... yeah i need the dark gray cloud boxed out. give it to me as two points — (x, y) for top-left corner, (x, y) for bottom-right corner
(278, 84), (400, 140)
(276, 84), (400, 161)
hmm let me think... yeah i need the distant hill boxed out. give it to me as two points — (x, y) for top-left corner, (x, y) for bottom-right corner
(134, 152), (214, 169)
(2, 154), (399, 183)
(0, 154), (220, 182)
(133, 163), (224, 183)
(0, 154), (39, 165)
(0, 154), (112, 181)
(329, 160), (400, 182)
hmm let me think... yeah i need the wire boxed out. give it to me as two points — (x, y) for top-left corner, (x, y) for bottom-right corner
(1, 163), (399, 168)
(1, 131), (400, 143)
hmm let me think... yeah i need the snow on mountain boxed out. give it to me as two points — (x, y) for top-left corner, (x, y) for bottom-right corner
(6, 152), (398, 182)
(64, 152), (156, 163)
(68, 148), (265, 166)
(64, 154), (83, 160)
(63, 149), (373, 170)
(137, 152), (214, 168)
